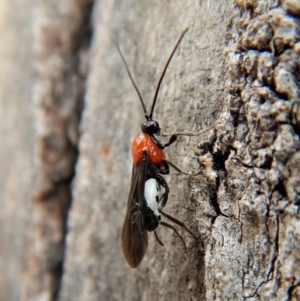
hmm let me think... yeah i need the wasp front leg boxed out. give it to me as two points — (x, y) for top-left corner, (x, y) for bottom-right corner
(151, 133), (177, 150)
(161, 133), (177, 149)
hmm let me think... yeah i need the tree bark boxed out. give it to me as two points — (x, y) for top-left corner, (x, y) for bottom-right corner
(0, 0), (299, 301)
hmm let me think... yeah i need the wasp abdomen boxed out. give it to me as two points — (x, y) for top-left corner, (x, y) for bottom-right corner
(144, 178), (160, 216)
(143, 178), (160, 232)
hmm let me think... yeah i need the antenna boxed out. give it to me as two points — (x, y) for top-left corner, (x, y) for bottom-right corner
(116, 43), (149, 120)
(149, 28), (188, 119)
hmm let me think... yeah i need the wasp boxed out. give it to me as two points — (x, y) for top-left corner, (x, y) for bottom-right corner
(117, 29), (212, 268)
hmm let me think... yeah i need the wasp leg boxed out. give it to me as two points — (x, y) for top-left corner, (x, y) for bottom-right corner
(161, 124), (216, 137)
(156, 175), (170, 211)
(160, 221), (187, 252)
(162, 134), (177, 148)
(154, 230), (164, 246)
(159, 209), (197, 239)
(162, 158), (201, 176)
(151, 171), (169, 211)
(159, 159), (169, 175)
(151, 133), (177, 150)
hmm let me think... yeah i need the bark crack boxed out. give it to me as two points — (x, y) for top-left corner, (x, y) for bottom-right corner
(26, 2), (94, 301)
(244, 214), (279, 299)
(286, 281), (300, 301)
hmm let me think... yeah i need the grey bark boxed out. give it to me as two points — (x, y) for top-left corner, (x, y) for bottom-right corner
(0, 0), (36, 300)
(0, 0), (299, 301)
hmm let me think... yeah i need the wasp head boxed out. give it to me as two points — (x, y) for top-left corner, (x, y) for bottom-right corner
(141, 119), (161, 135)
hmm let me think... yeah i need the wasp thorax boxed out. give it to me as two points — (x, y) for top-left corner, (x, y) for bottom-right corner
(141, 119), (161, 135)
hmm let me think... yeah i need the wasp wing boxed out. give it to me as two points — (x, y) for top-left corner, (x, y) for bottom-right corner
(121, 159), (149, 268)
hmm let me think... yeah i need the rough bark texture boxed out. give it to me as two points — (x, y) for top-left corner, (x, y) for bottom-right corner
(0, 0), (299, 301)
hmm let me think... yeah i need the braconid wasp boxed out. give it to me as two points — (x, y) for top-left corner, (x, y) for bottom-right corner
(117, 29), (214, 268)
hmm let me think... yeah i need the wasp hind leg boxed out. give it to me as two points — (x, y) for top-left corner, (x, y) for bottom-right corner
(160, 221), (187, 252)
(154, 230), (164, 246)
(159, 209), (198, 240)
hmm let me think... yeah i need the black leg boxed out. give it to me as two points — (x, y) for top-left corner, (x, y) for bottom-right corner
(162, 134), (177, 148)
(154, 230), (164, 246)
(161, 124), (216, 137)
(159, 159), (169, 175)
(159, 209), (197, 239)
(152, 133), (177, 149)
(147, 163), (170, 210)
(162, 158), (201, 176)
(160, 221), (187, 252)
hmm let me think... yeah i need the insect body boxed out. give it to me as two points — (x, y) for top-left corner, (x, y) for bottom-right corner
(118, 29), (197, 268)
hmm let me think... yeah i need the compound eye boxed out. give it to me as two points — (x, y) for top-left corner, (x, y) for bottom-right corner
(150, 120), (160, 133)
(152, 121), (159, 130)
